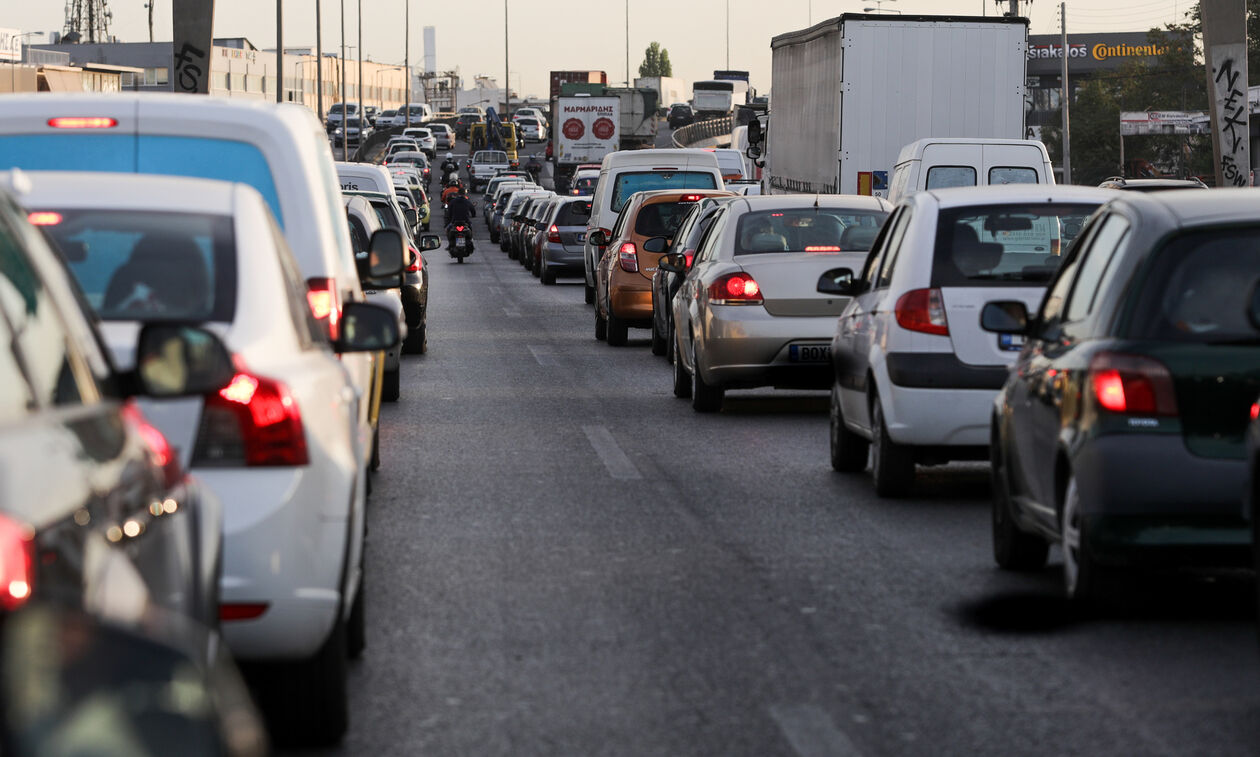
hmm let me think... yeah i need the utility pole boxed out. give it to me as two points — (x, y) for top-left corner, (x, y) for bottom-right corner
(357, 0), (363, 145)
(276, 0), (283, 103)
(404, 0), (410, 128)
(340, 0), (347, 161)
(316, 0), (323, 122)
(1009, 0), (1020, 15)
(504, 0), (509, 113)
(726, 0), (730, 70)
(146, 1), (154, 42)
(1060, 1), (1071, 183)
(625, 0), (630, 87)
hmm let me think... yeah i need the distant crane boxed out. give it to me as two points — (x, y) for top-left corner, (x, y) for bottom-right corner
(63, 0), (113, 44)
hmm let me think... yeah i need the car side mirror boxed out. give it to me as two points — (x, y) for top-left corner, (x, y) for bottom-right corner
(404, 208), (419, 226)
(418, 232), (442, 251)
(746, 143), (763, 160)
(367, 228), (405, 278)
(1248, 281), (1260, 331)
(588, 230), (608, 247)
(980, 301), (1030, 334)
(642, 236), (668, 254)
(133, 324), (236, 398)
(747, 119), (763, 145)
(816, 267), (861, 297)
(657, 252), (689, 273)
(335, 302), (401, 353)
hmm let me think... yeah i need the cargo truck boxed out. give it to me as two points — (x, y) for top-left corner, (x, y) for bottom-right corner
(761, 14), (1030, 196)
(551, 95), (621, 192)
(634, 76), (689, 114)
(549, 70), (608, 101)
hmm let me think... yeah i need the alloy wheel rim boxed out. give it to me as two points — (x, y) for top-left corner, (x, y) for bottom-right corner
(1062, 479), (1081, 595)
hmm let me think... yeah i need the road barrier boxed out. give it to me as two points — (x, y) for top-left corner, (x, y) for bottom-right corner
(672, 115), (734, 148)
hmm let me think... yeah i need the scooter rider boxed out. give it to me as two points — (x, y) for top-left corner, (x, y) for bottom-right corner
(444, 186), (477, 250)
(525, 153), (543, 183)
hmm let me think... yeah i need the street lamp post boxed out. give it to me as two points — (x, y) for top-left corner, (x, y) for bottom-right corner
(9, 31), (44, 93)
(357, 0), (363, 140)
(374, 66), (402, 111)
(340, 0), (347, 160)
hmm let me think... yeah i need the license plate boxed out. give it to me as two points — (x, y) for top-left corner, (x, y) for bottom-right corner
(455, 239), (466, 250)
(363, 290), (378, 295)
(578, 233), (587, 242)
(998, 333), (1026, 352)
(789, 344), (831, 362)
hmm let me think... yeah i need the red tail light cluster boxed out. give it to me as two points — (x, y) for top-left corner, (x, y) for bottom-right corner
(618, 242), (639, 272)
(193, 365), (310, 467)
(683, 249), (696, 268)
(0, 515), (34, 610)
(1089, 353), (1178, 416)
(27, 211), (62, 226)
(406, 246), (422, 272)
(805, 245), (841, 252)
(709, 272), (763, 305)
(121, 401), (183, 489)
(456, 225), (466, 232)
(894, 288), (949, 336)
(305, 277), (341, 340)
(220, 603), (269, 621)
(679, 194), (704, 202)
(48, 116), (117, 129)
(548, 224), (561, 243)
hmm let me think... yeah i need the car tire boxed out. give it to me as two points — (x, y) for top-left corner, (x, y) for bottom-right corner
(650, 319), (667, 356)
(606, 310), (628, 346)
(672, 333), (692, 399)
(829, 384), (869, 473)
(369, 427), (381, 473)
(541, 263), (556, 286)
(490, 231), (499, 244)
(992, 427), (1050, 571)
(870, 394), (913, 498)
(402, 320), (425, 354)
(382, 367), (400, 402)
(258, 616), (349, 747)
(690, 344), (723, 413)
(595, 309), (607, 341)
(584, 282), (595, 304)
(1061, 473), (1112, 605)
(347, 571), (366, 659)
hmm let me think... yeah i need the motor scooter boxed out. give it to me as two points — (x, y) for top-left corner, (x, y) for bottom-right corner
(448, 224), (474, 263)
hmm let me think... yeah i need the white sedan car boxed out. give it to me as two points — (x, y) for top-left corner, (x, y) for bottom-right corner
(670, 194), (891, 413)
(18, 171), (403, 745)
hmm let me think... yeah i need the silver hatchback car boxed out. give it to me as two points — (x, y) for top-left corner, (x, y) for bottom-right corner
(537, 197), (593, 285)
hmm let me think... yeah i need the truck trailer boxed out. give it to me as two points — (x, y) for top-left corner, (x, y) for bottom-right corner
(764, 14), (1029, 196)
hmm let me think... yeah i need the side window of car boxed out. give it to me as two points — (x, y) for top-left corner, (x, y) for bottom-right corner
(346, 213), (370, 254)
(693, 210), (727, 264)
(875, 207), (913, 288)
(859, 207), (902, 286)
(1063, 215), (1130, 324)
(609, 205), (631, 242)
(1038, 214), (1108, 331)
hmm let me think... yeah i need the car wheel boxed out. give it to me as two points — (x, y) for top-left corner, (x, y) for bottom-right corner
(369, 426), (381, 473)
(650, 319), (667, 356)
(606, 310), (628, 346)
(1061, 474), (1111, 604)
(490, 231), (499, 243)
(402, 321), (424, 354)
(595, 309), (607, 341)
(381, 367), (400, 402)
(347, 570), (366, 659)
(584, 282), (595, 304)
(257, 616), (349, 747)
(690, 344), (723, 413)
(672, 331), (692, 399)
(541, 262), (556, 285)
(829, 383), (869, 473)
(992, 425), (1049, 571)
(870, 393), (913, 497)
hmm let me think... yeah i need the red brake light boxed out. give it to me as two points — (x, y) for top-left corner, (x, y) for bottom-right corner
(121, 401), (183, 489)
(894, 288), (949, 336)
(305, 277), (341, 340)
(456, 225), (466, 231)
(1251, 401), (1260, 421)
(1088, 353), (1178, 416)
(27, 211), (62, 226)
(708, 272), (763, 304)
(679, 194), (703, 202)
(618, 242), (639, 272)
(48, 116), (117, 129)
(406, 247), (422, 272)
(683, 249), (695, 268)
(0, 515), (34, 610)
(220, 603), (269, 621)
(548, 224), (561, 243)
(804, 246), (842, 252)
(193, 364), (309, 467)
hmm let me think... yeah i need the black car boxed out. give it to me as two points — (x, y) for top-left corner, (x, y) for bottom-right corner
(667, 104), (694, 129)
(648, 196), (734, 358)
(454, 113), (484, 140)
(0, 183), (234, 635)
(982, 189), (1260, 604)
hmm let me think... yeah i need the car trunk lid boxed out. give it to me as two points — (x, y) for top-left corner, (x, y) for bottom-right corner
(940, 286), (1046, 366)
(736, 251), (867, 316)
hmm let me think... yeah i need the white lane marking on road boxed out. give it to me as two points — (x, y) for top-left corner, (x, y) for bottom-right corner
(527, 345), (557, 366)
(488, 286), (505, 298)
(582, 425), (642, 480)
(503, 307), (521, 318)
(769, 704), (863, 757)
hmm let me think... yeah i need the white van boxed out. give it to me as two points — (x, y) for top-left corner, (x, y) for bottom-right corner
(395, 102), (433, 126)
(583, 148), (724, 304)
(337, 161), (396, 195)
(886, 138), (1054, 204)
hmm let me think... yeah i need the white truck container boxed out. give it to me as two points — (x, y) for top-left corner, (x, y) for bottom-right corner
(635, 76), (689, 111)
(765, 14), (1029, 196)
(554, 95), (621, 165)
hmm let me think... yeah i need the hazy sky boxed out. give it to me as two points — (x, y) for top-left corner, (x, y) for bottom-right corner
(9, 0), (1194, 97)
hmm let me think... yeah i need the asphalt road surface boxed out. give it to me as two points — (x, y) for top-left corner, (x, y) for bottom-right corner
(292, 129), (1260, 757)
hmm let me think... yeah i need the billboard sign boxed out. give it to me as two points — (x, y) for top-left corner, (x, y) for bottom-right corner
(0, 29), (23, 63)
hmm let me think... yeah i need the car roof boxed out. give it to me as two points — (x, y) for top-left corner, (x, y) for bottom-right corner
(12, 170), (240, 216)
(1109, 187), (1260, 226)
(1098, 177), (1208, 191)
(627, 188), (734, 208)
(730, 193), (892, 213)
(600, 148), (720, 170)
(922, 185), (1119, 208)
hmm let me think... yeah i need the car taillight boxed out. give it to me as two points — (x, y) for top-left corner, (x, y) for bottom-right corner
(679, 194), (703, 202)
(894, 288), (949, 336)
(220, 603), (269, 622)
(548, 224), (561, 243)
(192, 365), (310, 467)
(47, 116), (117, 129)
(684, 249), (695, 268)
(456, 225), (466, 232)
(805, 245), (841, 252)
(406, 247), (422, 272)
(0, 515), (34, 610)
(1251, 401), (1260, 421)
(121, 401), (183, 489)
(618, 242), (639, 272)
(1088, 353), (1178, 416)
(305, 277), (341, 340)
(27, 211), (62, 226)
(708, 272), (763, 305)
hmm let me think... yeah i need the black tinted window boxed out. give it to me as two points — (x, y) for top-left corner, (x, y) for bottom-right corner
(556, 200), (592, 226)
(930, 203), (1100, 287)
(734, 208), (887, 255)
(634, 201), (697, 239)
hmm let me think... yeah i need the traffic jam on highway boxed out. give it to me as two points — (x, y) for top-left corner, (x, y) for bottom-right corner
(1, 4), (1259, 755)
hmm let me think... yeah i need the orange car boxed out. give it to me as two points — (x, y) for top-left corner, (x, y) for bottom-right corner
(594, 188), (732, 345)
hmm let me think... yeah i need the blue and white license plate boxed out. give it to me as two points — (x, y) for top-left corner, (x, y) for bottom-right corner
(578, 233), (587, 243)
(455, 238), (467, 250)
(789, 343), (831, 362)
(998, 333), (1026, 352)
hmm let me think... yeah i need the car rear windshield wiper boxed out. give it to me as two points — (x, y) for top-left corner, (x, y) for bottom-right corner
(964, 271), (1054, 282)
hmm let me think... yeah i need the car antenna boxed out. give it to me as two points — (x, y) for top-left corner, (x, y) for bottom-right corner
(814, 194), (820, 208)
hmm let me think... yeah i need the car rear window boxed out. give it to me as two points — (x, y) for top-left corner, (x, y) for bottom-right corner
(634, 201), (700, 239)
(1130, 228), (1260, 343)
(475, 151), (508, 164)
(571, 176), (598, 195)
(930, 203), (1100, 287)
(734, 208), (888, 254)
(0, 134), (283, 225)
(925, 166), (976, 190)
(990, 166), (1039, 185)
(37, 208), (236, 322)
(556, 200), (592, 226)
(610, 171), (717, 212)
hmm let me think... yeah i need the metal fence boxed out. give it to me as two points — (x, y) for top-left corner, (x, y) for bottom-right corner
(672, 115), (734, 148)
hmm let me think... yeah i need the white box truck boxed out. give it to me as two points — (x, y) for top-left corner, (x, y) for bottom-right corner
(552, 95), (621, 191)
(764, 14), (1030, 196)
(635, 76), (689, 112)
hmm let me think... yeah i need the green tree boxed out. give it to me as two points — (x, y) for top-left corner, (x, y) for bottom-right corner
(638, 42), (673, 77)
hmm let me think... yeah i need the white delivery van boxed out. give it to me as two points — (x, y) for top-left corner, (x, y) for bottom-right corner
(337, 161), (396, 195)
(582, 148), (723, 303)
(886, 138), (1054, 203)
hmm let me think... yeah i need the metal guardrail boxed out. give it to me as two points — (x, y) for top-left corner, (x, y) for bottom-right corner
(672, 115), (734, 148)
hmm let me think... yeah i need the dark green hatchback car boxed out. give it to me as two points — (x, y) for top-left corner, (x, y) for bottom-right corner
(981, 189), (1260, 603)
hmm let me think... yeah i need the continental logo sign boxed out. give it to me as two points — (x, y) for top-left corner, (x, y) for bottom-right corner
(1028, 42), (1168, 61)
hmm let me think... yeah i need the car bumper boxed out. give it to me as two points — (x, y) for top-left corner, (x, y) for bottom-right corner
(875, 380), (995, 447)
(698, 307), (836, 390)
(610, 285), (653, 321)
(1073, 434), (1249, 566)
(543, 243), (584, 271)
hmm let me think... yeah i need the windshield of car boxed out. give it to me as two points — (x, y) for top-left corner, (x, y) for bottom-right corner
(734, 208), (888, 254)
(610, 171), (718, 213)
(930, 203), (1100, 286)
(36, 209), (236, 322)
(571, 176), (598, 195)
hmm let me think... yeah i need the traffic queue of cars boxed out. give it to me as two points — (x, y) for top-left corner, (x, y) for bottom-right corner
(493, 143), (1260, 613)
(0, 93), (443, 749)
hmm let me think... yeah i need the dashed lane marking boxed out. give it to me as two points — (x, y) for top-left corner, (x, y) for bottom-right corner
(581, 425), (642, 480)
(769, 704), (864, 757)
